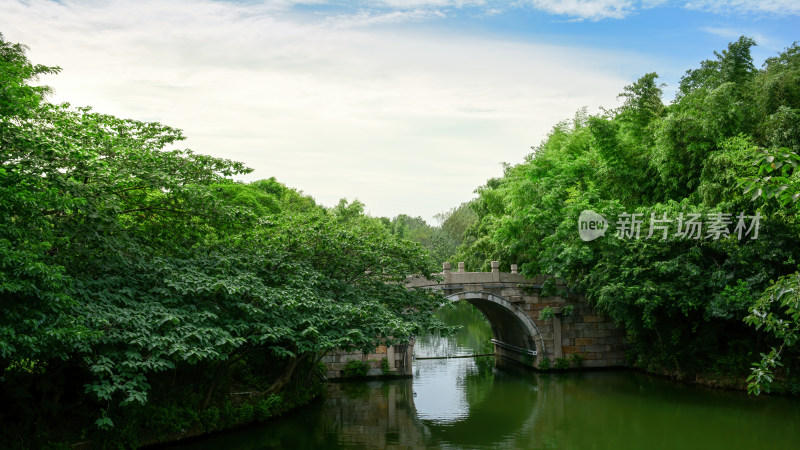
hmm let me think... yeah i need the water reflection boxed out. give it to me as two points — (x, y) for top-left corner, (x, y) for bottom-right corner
(415, 364), (540, 448)
(413, 302), (495, 426)
(415, 302), (494, 358)
(165, 302), (800, 449)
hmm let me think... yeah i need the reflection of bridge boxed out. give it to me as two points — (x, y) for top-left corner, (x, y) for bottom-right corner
(316, 368), (564, 448)
(407, 262), (627, 368)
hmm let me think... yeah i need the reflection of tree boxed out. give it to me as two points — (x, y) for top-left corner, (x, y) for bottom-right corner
(172, 370), (800, 449)
(473, 355), (495, 375)
(414, 332), (458, 358)
(416, 302), (493, 357)
(464, 357), (494, 408)
(410, 300), (548, 447)
(411, 299), (548, 447)
(421, 372), (541, 446)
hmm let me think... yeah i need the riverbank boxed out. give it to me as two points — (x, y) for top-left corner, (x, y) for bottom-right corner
(156, 363), (800, 449)
(60, 382), (326, 449)
(0, 361), (328, 449)
(634, 364), (799, 395)
(115, 361), (793, 448)
(135, 383), (325, 449)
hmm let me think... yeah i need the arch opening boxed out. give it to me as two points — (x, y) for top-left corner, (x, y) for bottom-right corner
(443, 291), (543, 366)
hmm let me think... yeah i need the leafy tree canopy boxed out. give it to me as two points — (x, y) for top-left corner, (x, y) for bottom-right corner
(453, 38), (800, 388)
(0, 32), (450, 440)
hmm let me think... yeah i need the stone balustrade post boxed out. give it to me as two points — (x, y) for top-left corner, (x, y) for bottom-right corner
(443, 262), (452, 284)
(491, 261), (500, 282)
(457, 262), (465, 273)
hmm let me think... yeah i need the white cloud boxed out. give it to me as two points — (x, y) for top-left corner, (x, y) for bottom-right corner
(363, 0), (640, 20)
(0, 0), (646, 221)
(368, 1), (486, 8)
(685, 0), (800, 16)
(350, 0), (639, 21)
(640, 0), (669, 6)
(700, 26), (771, 47)
(325, 9), (447, 28)
(362, 0), (800, 20)
(526, 0), (636, 20)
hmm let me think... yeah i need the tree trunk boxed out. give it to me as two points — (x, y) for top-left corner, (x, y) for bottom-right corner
(256, 352), (309, 398)
(201, 348), (251, 410)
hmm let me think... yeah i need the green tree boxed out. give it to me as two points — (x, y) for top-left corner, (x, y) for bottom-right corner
(0, 33), (450, 446)
(453, 37), (800, 382)
(741, 146), (800, 394)
(0, 33), (85, 368)
(616, 72), (665, 143)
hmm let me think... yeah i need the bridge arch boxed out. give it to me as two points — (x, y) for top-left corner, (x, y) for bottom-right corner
(444, 290), (544, 365)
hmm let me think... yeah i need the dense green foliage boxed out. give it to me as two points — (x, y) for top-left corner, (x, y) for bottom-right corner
(453, 37), (800, 389)
(742, 147), (800, 393)
(384, 203), (476, 270)
(2, 29), (798, 448)
(0, 33), (450, 447)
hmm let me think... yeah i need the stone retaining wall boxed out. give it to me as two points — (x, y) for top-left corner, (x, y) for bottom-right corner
(322, 341), (414, 379)
(526, 291), (627, 368)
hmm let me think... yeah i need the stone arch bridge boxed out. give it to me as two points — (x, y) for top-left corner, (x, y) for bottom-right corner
(323, 262), (627, 379)
(406, 262), (627, 369)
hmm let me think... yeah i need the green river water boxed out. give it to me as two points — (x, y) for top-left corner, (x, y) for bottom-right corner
(166, 303), (800, 449)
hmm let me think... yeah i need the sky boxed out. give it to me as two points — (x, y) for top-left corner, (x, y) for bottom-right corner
(1, 1), (798, 223)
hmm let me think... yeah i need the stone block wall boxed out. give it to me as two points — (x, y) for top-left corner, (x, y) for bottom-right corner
(322, 341), (414, 379)
(525, 293), (628, 368)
